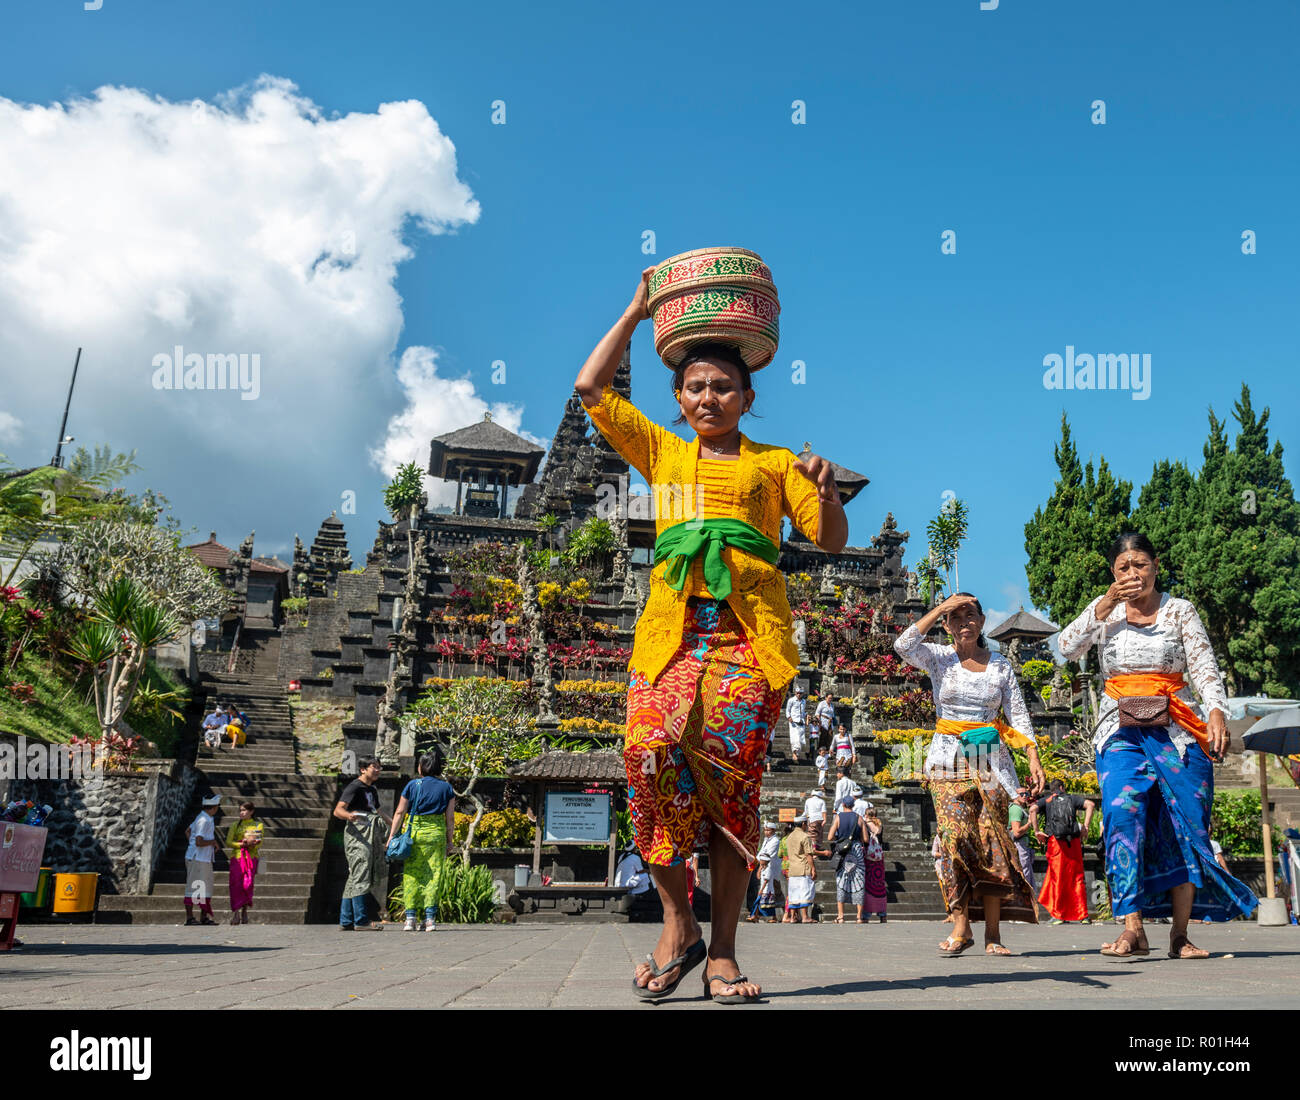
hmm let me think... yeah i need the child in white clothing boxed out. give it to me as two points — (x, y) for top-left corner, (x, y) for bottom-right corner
(814, 749), (830, 788)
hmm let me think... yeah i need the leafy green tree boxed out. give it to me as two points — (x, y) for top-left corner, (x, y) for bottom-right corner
(0, 447), (140, 584)
(564, 517), (616, 564)
(927, 497), (969, 593)
(1171, 387), (1300, 696)
(64, 577), (184, 744)
(402, 677), (537, 864)
(1024, 414), (1133, 628)
(537, 513), (559, 551)
(35, 519), (227, 624)
(1129, 458), (1197, 593)
(382, 461), (427, 522)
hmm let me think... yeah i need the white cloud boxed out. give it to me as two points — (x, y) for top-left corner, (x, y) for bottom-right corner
(368, 345), (548, 508)
(0, 76), (486, 548)
(0, 411), (20, 446)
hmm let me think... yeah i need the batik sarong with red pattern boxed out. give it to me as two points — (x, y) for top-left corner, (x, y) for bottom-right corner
(624, 597), (781, 870)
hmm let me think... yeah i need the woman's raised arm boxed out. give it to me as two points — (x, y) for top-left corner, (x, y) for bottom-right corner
(575, 267), (655, 407)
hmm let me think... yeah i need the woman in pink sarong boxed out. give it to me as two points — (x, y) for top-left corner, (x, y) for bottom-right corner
(225, 801), (264, 925)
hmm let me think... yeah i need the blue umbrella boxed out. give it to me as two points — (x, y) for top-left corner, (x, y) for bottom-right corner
(1240, 706), (1300, 903)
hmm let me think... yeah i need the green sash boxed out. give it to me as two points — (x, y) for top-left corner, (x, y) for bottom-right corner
(654, 518), (779, 601)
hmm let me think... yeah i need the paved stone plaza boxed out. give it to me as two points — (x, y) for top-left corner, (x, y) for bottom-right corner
(4, 921), (1297, 1009)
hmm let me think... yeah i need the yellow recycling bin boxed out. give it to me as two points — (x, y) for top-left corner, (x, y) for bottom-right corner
(53, 872), (99, 914)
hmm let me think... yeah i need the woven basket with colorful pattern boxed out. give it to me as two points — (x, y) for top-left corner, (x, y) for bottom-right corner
(648, 247), (780, 371)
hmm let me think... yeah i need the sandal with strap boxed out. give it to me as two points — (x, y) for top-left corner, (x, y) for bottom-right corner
(703, 971), (761, 1004)
(1100, 928), (1150, 958)
(1168, 934), (1209, 960)
(633, 937), (707, 1001)
(985, 941), (1013, 956)
(938, 935), (975, 957)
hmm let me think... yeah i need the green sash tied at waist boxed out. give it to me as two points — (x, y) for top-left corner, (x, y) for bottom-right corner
(654, 518), (780, 601)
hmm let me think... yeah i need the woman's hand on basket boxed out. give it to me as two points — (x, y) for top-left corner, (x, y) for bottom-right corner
(628, 266), (656, 321)
(793, 453), (840, 504)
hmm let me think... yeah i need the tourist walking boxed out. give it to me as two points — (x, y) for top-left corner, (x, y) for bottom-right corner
(895, 591), (1046, 957)
(225, 801), (263, 925)
(1030, 781), (1095, 923)
(815, 691), (837, 754)
(183, 794), (221, 926)
(786, 686), (808, 763)
(387, 748), (457, 932)
(783, 816), (822, 923)
(803, 787), (828, 850)
(748, 821), (784, 922)
(827, 796), (868, 923)
(832, 722), (856, 769)
(333, 757), (388, 931)
(577, 265), (846, 1003)
(1057, 532), (1258, 959)
(833, 766), (855, 811)
(862, 804), (888, 922)
(1008, 792), (1037, 893)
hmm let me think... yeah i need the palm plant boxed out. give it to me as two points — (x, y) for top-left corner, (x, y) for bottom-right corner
(0, 448), (140, 585)
(64, 577), (182, 744)
(538, 513), (559, 551)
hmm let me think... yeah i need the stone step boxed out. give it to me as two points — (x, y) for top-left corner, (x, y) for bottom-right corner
(96, 906), (311, 924)
(103, 886), (314, 907)
(151, 869), (319, 887)
(154, 860), (321, 878)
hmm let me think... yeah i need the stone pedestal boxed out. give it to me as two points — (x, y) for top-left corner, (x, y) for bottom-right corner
(1256, 897), (1289, 926)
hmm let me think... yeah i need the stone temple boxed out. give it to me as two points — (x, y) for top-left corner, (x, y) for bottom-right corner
(274, 345), (967, 760)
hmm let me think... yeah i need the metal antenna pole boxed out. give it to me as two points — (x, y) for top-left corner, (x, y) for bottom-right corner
(51, 347), (82, 469)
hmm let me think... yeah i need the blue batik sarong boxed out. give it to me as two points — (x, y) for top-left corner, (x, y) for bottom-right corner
(1099, 726), (1258, 921)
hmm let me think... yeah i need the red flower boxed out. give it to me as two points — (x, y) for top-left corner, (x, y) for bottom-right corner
(0, 586), (21, 603)
(24, 607), (45, 624)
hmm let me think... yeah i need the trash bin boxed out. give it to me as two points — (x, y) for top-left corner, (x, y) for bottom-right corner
(53, 872), (99, 914)
(19, 867), (52, 911)
(515, 864), (531, 888)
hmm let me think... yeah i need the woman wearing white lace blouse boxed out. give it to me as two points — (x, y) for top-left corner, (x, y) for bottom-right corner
(1058, 532), (1257, 960)
(895, 592), (1046, 957)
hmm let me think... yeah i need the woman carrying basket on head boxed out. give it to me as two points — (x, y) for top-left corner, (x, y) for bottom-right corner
(1057, 532), (1257, 960)
(575, 256), (847, 1005)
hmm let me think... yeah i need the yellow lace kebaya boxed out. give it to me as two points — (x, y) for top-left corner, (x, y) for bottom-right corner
(582, 384), (823, 692)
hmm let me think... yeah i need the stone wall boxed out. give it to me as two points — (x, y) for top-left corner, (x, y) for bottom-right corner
(7, 756), (197, 895)
(277, 623), (312, 683)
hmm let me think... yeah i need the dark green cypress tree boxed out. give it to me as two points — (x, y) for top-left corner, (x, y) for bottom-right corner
(1176, 386), (1300, 696)
(1025, 414), (1133, 628)
(1130, 458), (1197, 592)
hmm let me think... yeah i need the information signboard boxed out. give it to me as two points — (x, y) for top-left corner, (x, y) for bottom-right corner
(543, 791), (611, 844)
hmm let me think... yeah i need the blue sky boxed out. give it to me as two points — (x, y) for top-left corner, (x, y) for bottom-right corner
(2, 0), (1296, 630)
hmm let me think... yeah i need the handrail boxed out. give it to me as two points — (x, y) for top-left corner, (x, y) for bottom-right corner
(226, 616), (243, 675)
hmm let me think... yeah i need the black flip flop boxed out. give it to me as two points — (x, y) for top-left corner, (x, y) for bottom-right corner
(703, 971), (761, 1004)
(633, 937), (707, 1001)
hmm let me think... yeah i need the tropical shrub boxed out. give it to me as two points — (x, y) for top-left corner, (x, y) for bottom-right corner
(1211, 790), (1263, 857)
(386, 860), (498, 923)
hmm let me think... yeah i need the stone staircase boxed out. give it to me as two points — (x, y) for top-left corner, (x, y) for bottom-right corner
(99, 628), (340, 924)
(758, 713), (947, 920)
(1216, 748), (1300, 833)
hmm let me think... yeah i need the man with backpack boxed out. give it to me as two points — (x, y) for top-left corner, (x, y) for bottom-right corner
(1030, 780), (1097, 924)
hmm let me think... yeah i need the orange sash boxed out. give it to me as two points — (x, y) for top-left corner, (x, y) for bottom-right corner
(1104, 672), (1210, 751)
(934, 717), (1035, 750)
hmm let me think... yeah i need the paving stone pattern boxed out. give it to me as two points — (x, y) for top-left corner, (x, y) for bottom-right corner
(6, 922), (1296, 1009)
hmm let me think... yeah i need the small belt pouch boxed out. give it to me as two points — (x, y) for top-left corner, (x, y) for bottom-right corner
(1117, 695), (1170, 728)
(958, 725), (1001, 749)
